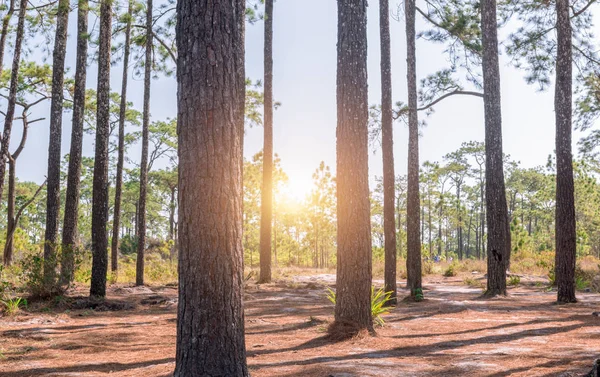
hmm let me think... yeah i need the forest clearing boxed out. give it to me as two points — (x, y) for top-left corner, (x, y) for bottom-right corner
(2, 261), (600, 377)
(1, 0), (600, 375)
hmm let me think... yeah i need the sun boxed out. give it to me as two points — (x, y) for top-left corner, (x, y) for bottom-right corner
(278, 175), (314, 204)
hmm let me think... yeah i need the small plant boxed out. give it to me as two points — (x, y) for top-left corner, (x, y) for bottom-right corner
(444, 263), (457, 277)
(464, 277), (484, 288)
(508, 275), (521, 286)
(2, 297), (27, 316)
(547, 268), (556, 286)
(326, 286), (394, 326)
(411, 287), (424, 302)
(575, 276), (589, 291)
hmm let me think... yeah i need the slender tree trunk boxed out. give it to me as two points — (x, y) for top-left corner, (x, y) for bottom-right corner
(259, 0), (274, 284)
(3, 113), (28, 266)
(380, 0), (397, 304)
(333, 0), (373, 333)
(43, 0), (70, 290)
(481, 0), (509, 296)
(136, 0), (153, 287)
(428, 191), (432, 257)
(555, 0), (576, 304)
(60, 0), (89, 287)
(111, 0), (133, 273)
(174, 1), (249, 375)
(405, 0), (422, 295)
(0, 0), (15, 70)
(0, 0), (27, 204)
(90, 0), (112, 298)
(457, 185), (462, 259)
(169, 186), (176, 262)
(4, 160), (16, 266)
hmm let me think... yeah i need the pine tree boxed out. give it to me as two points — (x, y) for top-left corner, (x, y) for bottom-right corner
(174, 0), (249, 375)
(333, 0), (373, 334)
(90, 0), (113, 298)
(259, 0), (274, 284)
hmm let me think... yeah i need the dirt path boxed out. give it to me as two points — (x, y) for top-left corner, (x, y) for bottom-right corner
(0, 275), (598, 376)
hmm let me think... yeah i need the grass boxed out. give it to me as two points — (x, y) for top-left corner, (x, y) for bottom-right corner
(1, 297), (27, 316)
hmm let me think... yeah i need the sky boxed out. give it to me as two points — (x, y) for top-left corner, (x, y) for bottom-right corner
(8, 0), (599, 201)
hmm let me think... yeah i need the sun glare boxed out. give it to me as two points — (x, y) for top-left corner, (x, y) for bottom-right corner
(279, 176), (314, 204)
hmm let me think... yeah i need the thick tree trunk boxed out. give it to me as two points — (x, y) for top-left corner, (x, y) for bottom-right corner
(90, 0), (112, 298)
(136, 0), (153, 287)
(380, 0), (397, 304)
(481, 0), (509, 296)
(44, 0), (70, 290)
(333, 0), (373, 333)
(405, 0), (422, 295)
(0, 0), (27, 204)
(0, 0), (15, 70)
(259, 0), (274, 284)
(555, 0), (576, 304)
(61, 0), (89, 287)
(111, 0), (133, 273)
(174, 1), (249, 375)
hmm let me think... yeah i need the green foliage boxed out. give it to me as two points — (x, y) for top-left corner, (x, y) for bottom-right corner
(444, 263), (457, 277)
(411, 288), (424, 302)
(326, 287), (394, 327)
(1, 297), (27, 316)
(508, 275), (521, 286)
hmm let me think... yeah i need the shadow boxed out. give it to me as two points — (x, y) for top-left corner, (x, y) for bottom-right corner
(248, 320), (597, 369)
(0, 358), (175, 377)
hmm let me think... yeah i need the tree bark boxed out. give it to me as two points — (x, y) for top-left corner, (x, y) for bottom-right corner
(0, 0), (27, 204)
(0, 0), (15, 71)
(258, 0), (274, 284)
(481, 0), (509, 296)
(405, 0), (422, 295)
(380, 0), (397, 304)
(555, 0), (577, 304)
(333, 0), (373, 333)
(90, 0), (112, 298)
(111, 0), (133, 274)
(61, 0), (89, 286)
(3, 112), (29, 266)
(44, 0), (70, 290)
(174, 1), (249, 375)
(136, 0), (153, 287)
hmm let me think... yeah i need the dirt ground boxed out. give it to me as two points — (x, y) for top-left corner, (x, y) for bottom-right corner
(1, 273), (599, 377)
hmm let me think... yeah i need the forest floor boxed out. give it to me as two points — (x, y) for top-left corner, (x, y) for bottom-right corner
(0, 272), (599, 377)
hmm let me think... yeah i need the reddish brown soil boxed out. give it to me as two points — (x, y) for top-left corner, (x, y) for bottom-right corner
(0, 274), (599, 377)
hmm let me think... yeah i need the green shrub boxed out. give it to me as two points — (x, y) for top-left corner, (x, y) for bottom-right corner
(1, 297), (27, 316)
(326, 286), (394, 327)
(508, 275), (521, 286)
(444, 263), (457, 277)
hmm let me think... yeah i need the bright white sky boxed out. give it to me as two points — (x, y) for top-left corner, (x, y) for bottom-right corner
(11, 0), (599, 201)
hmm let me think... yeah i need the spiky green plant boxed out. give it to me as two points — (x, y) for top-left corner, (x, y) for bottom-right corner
(326, 286), (394, 327)
(1, 297), (27, 316)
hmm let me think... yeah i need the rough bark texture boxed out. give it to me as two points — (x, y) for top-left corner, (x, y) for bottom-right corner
(111, 0), (133, 273)
(3, 115), (28, 266)
(334, 0), (373, 332)
(0, 0), (27, 204)
(174, 1), (249, 375)
(405, 0), (422, 294)
(90, 0), (112, 298)
(380, 0), (397, 304)
(0, 0), (15, 70)
(44, 0), (70, 288)
(481, 0), (509, 296)
(258, 0), (274, 284)
(554, 0), (577, 304)
(136, 0), (153, 287)
(61, 0), (88, 286)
